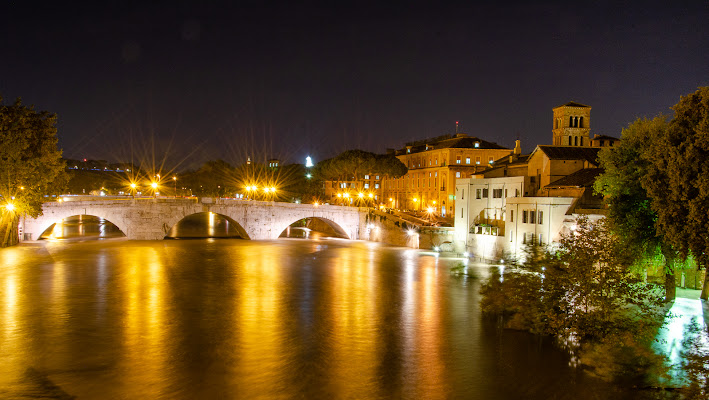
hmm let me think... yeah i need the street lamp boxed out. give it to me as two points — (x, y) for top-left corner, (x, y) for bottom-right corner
(173, 176), (177, 197)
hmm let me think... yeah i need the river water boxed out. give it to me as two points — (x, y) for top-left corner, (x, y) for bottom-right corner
(0, 237), (675, 399)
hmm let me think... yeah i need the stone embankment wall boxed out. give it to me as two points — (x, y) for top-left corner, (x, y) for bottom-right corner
(363, 209), (454, 250)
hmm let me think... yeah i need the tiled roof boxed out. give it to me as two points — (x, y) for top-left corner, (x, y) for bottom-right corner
(546, 168), (603, 188)
(491, 153), (530, 166)
(555, 101), (591, 108)
(592, 134), (620, 141)
(396, 134), (509, 155)
(536, 145), (601, 165)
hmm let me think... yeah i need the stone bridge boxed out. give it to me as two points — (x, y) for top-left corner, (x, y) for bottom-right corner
(21, 197), (367, 241)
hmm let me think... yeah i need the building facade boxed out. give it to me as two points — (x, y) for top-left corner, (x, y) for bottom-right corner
(455, 101), (612, 260)
(381, 133), (512, 217)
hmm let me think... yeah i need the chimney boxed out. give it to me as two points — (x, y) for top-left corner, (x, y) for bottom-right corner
(514, 140), (521, 155)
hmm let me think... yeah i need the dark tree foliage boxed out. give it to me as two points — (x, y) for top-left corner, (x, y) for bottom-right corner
(641, 87), (709, 299)
(0, 97), (66, 247)
(594, 116), (677, 300)
(313, 149), (407, 189)
(481, 218), (666, 381)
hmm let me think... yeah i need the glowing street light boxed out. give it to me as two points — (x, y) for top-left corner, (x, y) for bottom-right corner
(4, 203), (15, 212)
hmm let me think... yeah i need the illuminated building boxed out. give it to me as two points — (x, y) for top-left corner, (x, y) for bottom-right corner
(455, 101), (613, 260)
(381, 133), (512, 217)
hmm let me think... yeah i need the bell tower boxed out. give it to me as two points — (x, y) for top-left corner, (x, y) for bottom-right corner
(552, 101), (591, 146)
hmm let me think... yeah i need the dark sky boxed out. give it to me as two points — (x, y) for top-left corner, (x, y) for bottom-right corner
(2, 1), (708, 169)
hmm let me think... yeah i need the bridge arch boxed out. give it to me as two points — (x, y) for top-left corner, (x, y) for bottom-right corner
(33, 211), (129, 241)
(277, 217), (350, 240)
(38, 214), (126, 240)
(165, 211), (250, 239)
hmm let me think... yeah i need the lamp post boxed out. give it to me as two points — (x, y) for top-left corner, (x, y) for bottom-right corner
(173, 176), (177, 198)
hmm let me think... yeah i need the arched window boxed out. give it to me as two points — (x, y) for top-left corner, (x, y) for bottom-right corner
(580, 137), (584, 146)
(569, 116), (573, 127)
(568, 136), (572, 146)
(574, 136), (578, 146)
(579, 116), (584, 128)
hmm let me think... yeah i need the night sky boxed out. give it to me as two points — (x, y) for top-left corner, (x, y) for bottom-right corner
(2, 1), (708, 169)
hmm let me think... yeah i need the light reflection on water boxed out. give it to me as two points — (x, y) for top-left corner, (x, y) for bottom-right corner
(0, 240), (666, 399)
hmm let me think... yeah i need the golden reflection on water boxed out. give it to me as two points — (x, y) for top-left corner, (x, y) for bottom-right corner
(120, 246), (169, 398)
(328, 246), (381, 397)
(1, 250), (20, 385)
(0, 240), (626, 399)
(235, 245), (287, 394)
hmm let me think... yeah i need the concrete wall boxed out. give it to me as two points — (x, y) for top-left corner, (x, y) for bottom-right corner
(22, 198), (365, 241)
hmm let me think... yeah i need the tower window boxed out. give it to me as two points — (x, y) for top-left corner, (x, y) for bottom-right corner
(568, 136), (572, 146)
(569, 116), (573, 127)
(579, 116), (584, 128)
(574, 136), (578, 146)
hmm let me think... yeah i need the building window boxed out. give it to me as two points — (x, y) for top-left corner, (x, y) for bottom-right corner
(482, 188), (488, 198)
(474, 142), (480, 148)
(538, 234), (543, 245)
(504, 189), (508, 198)
(456, 171), (461, 178)
(466, 157), (471, 164)
(460, 208), (464, 218)
(538, 211), (543, 224)
(529, 210), (536, 224)
(461, 189), (464, 199)
(515, 189), (519, 197)
(493, 189), (502, 198)
(568, 136), (572, 146)
(364, 183), (369, 189)
(580, 137), (584, 146)
(522, 210), (528, 223)
(407, 148), (411, 153)
(456, 156), (461, 164)
(375, 175), (379, 180)
(375, 183), (380, 189)
(510, 210), (514, 222)
(488, 156), (494, 164)
(435, 172), (438, 177)
(476, 189), (482, 199)
(435, 158), (438, 165)
(522, 232), (527, 244)
(364, 175), (369, 179)
(476, 156), (481, 164)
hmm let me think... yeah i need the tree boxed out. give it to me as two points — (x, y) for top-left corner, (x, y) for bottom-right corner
(0, 97), (66, 247)
(594, 116), (678, 300)
(313, 150), (407, 202)
(481, 218), (666, 381)
(641, 87), (709, 300)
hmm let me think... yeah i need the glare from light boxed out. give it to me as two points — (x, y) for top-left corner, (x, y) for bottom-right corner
(5, 203), (15, 212)
(358, 192), (364, 198)
(407, 229), (416, 236)
(151, 182), (158, 189)
(427, 206), (434, 213)
(368, 193), (374, 198)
